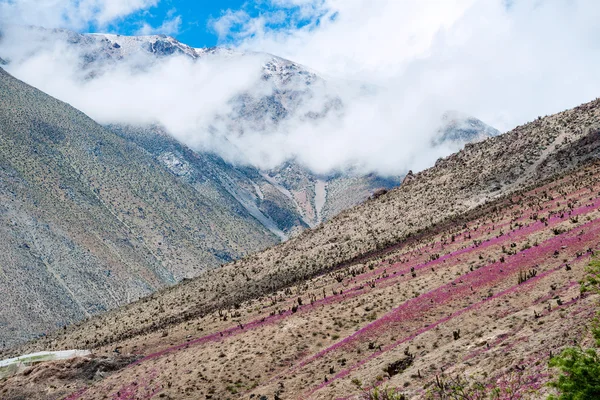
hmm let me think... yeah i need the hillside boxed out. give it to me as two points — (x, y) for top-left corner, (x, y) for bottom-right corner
(2, 97), (598, 399)
(107, 124), (398, 238)
(0, 67), (280, 348)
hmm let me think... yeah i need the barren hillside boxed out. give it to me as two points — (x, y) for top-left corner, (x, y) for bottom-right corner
(1, 96), (599, 399)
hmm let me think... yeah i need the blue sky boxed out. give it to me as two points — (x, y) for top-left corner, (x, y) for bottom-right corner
(80, 0), (326, 48)
(102, 1), (247, 47)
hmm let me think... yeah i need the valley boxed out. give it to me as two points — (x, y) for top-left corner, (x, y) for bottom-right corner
(0, 7), (599, 399)
(0, 28), (500, 351)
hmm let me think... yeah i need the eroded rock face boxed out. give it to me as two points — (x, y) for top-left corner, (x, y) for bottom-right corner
(0, 67), (279, 348)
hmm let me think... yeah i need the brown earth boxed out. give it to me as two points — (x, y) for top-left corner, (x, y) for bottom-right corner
(2, 92), (600, 399)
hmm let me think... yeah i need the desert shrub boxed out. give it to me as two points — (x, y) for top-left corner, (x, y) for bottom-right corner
(580, 258), (600, 296)
(385, 353), (414, 377)
(582, 258), (600, 345)
(361, 386), (407, 400)
(425, 374), (487, 400)
(350, 377), (364, 389)
(518, 269), (537, 285)
(425, 371), (539, 400)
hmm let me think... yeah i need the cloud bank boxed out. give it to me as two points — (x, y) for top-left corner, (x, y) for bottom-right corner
(0, 0), (160, 30)
(1, 0), (600, 176)
(215, 0), (600, 131)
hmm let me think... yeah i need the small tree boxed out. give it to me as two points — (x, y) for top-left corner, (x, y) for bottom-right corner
(547, 257), (600, 399)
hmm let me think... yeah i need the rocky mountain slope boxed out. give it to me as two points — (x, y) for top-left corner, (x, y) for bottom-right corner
(3, 95), (598, 399)
(0, 27), (499, 236)
(106, 124), (311, 239)
(107, 124), (400, 238)
(0, 66), (282, 348)
(434, 111), (501, 146)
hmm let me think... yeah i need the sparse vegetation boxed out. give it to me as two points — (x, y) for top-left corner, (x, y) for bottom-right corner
(361, 386), (407, 400)
(3, 85), (600, 399)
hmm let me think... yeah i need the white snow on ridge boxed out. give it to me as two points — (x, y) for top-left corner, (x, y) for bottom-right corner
(0, 349), (91, 378)
(87, 33), (241, 60)
(87, 32), (319, 84)
(0, 349), (91, 368)
(88, 33), (194, 57)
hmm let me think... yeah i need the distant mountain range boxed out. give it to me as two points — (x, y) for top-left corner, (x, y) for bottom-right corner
(0, 27), (502, 232)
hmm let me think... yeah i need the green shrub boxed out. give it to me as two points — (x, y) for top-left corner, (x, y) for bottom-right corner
(425, 374), (487, 399)
(547, 257), (600, 399)
(361, 386), (407, 400)
(548, 348), (600, 400)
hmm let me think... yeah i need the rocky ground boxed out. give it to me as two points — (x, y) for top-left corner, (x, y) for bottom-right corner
(1, 97), (599, 399)
(3, 159), (600, 399)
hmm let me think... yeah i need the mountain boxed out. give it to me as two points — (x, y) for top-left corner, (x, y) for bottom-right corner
(264, 162), (400, 226)
(106, 124), (402, 238)
(106, 124), (310, 239)
(0, 26), (341, 134)
(3, 94), (598, 399)
(0, 66), (284, 348)
(434, 110), (501, 146)
(0, 61), (398, 350)
(0, 27), (499, 237)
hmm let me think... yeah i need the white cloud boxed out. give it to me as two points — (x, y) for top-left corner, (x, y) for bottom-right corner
(137, 14), (181, 36)
(0, 0), (160, 30)
(216, 0), (478, 80)
(208, 10), (251, 42)
(215, 0), (600, 132)
(1, 0), (600, 177)
(204, 0), (600, 174)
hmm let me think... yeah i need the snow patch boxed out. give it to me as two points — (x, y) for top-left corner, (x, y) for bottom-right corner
(158, 152), (192, 177)
(0, 350), (91, 378)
